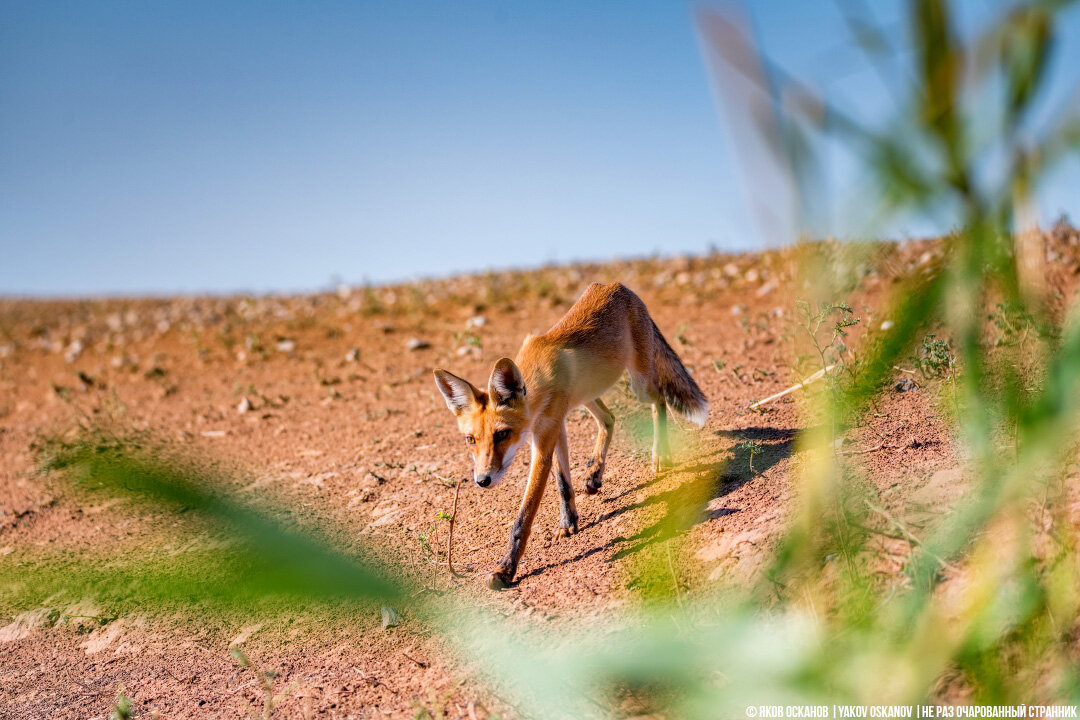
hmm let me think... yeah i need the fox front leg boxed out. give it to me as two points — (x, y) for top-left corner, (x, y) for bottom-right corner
(553, 423), (578, 539)
(487, 431), (556, 590)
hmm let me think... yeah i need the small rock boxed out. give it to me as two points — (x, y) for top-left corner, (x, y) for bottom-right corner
(465, 315), (487, 328)
(381, 606), (402, 629)
(237, 396), (253, 414)
(456, 345), (480, 357)
(229, 623), (263, 647)
(276, 339), (296, 354)
(880, 320), (895, 331)
(345, 347), (360, 362)
(406, 338), (430, 351)
(895, 377), (918, 393)
(64, 340), (83, 363)
(0, 608), (60, 642)
(755, 279), (778, 297)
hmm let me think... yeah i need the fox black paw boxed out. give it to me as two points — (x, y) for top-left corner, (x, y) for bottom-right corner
(585, 472), (603, 494)
(486, 569), (513, 590)
(554, 518), (578, 539)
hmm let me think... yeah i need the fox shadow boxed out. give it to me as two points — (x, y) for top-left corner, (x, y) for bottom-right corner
(515, 426), (804, 582)
(605, 426), (801, 559)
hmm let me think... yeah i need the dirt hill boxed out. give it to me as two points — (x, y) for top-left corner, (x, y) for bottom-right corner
(3, 226), (1080, 718)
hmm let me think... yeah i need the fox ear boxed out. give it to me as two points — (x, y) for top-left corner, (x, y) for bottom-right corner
(488, 358), (526, 407)
(433, 369), (479, 415)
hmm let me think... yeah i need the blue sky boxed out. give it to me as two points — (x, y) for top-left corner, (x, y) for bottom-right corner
(2, 1), (1079, 296)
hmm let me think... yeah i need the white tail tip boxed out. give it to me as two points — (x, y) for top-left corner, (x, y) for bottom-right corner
(685, 402), (708, 428)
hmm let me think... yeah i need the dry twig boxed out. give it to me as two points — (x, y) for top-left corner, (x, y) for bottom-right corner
(749, 364), (836, 409)
(446, 476), (466, 577)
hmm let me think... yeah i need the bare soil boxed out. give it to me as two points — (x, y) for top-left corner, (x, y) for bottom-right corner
(3, 230), (1079, 719)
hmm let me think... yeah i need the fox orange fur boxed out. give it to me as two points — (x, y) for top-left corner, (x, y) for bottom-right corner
(433, 282), (708, 589)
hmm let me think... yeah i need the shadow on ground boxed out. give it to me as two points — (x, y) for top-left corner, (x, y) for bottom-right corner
(516, 426), (804, 581)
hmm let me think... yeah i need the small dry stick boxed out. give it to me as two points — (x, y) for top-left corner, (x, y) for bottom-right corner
(749, 364), (836, 409)
(446, 476), (466, 577)
(430, 524), (439, 592)
(863, 500), (960, 573)
(402, 651), (429, 669)
(839, 442), (888, 456)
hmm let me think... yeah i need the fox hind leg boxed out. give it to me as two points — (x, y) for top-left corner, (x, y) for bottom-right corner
(583, 398), (614, 494)
(652, 401), (671, 473)
(553, 423), (578, 538)
(632, 372), (671, 473)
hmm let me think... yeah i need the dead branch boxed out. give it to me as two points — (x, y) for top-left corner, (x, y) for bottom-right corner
(446, 476), (466, 577)
(401, 651), (429, 668)
(749, 364), (836, 409)
(838, 442), (888, 456)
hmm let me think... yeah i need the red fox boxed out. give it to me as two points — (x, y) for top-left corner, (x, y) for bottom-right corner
(433, 282), (708, 589)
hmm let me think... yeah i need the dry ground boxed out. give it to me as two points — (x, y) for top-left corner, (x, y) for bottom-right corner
(3, 228), (1079, 719)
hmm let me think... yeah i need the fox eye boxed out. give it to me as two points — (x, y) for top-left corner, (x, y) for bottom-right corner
(493, 429), (511, 443)
(465, 435), (476, 446)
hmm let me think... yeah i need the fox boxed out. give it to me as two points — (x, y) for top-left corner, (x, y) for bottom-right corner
(433, 281), (708, 589)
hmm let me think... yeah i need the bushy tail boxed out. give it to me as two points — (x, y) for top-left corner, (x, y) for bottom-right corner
(651, 319), (709, 427)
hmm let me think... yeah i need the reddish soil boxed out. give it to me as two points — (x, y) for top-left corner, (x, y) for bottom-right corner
(2, 229), (1079, 719)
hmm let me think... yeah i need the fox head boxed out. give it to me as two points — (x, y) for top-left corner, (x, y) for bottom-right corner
(433, 358), (529, 489)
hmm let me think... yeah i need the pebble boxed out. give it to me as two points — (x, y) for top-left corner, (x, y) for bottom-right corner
(895, 377), (918, 393)
(237, 396), (253, 414)
(465, 315), (487, 328)
(380, 606), (402, 630)
(406, 338), (430, 351)
(64, 340), (83, 363)
(755, 279), (778, 297)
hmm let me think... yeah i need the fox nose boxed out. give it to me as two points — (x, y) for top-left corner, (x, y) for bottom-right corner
(476, 475), (492, 488)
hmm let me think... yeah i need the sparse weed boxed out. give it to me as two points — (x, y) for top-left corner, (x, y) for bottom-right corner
(674, 323), (690, 345)
(988, 300), (1039, 348)
(110, 687), (133, 720)
(914, 333), (956, 379)
(231, 648), (297, 720)
(792, 299), (860, 377)
(361, 285), (384, 316)
(411, 690), (451, 720)
(453, 330), (482, 349)
(735, 440), (763, 474)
